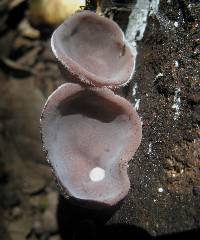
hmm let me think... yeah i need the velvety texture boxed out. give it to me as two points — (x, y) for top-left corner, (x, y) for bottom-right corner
(41, 83), (142, 207)
(51, 11), (136, 88)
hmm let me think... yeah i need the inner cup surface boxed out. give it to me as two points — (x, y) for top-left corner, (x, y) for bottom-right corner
(52, 11), (135, 86)
(46, 90), (133, 202)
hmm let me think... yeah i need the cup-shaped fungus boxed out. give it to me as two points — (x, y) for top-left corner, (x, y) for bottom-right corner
(41, 83), (142, 207)
(51, 10), (136, 88)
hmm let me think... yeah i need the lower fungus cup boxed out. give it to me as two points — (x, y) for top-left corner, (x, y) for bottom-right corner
(41, 83), (142, 208)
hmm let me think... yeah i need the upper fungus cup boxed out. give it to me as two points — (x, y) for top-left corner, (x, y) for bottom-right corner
(41, 83), (142, 208)
(51, 10), (136, 88)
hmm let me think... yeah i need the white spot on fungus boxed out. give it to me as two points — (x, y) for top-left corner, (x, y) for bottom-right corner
(158, 187), (164, 193)
(89, 167), (105, 182)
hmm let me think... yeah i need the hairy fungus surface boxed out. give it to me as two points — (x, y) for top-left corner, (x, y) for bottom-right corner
(51, 10), (136, 88)
(41, 83), (142, 207)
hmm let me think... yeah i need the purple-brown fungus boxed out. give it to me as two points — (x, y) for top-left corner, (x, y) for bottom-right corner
(41, 83), (142, 207)
(51, 11), (136, 88)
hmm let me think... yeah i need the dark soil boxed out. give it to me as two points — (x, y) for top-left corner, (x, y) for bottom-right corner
(107, 0), (200, 236)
